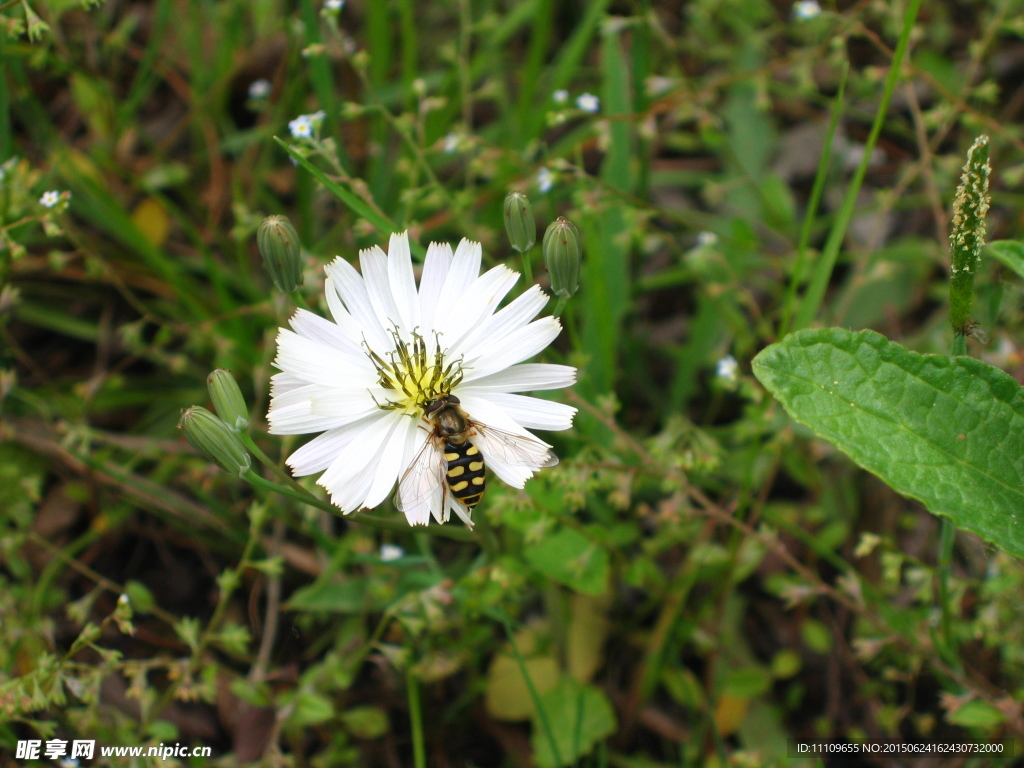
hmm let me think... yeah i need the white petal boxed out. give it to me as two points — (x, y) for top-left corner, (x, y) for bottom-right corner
(386, 231), (420, 332)
(456, 285), (549, 366)
(360, 245), (405, 337)
(289, 308), (365, 358)
(325, 257), (389, 350)
(274, 329), (376, 388)
(448, 496), (474, 528)
(286, 417), (377, 475)
(453, 394), (550, 488)
(486, 457), (535, 489)
(362, 415), (418, 509)
(269, 371), (308, 398)
(418, 242), (453, 333)
(318, 411), (400, 511)
(268, 384), (379, 434)
(462, 317), (562, 381)
(432, 239), (481, 334)
(457, 363), (576, 393)
(437, 265), (519, 351)
(479, 393), (576, 431)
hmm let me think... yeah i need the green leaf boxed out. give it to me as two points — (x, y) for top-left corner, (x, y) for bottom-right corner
(286, 578), (383, 613)
(946, 699), (1006, 729)
(531, 678), (617, 768)
(719, 667), (772, 698)
(340, 705), (390, 739)
(290, 691), (335, 726)
(987, 240), (1024, 281)
(525, 528), (610, 596)
(753, 328), (1024, 558)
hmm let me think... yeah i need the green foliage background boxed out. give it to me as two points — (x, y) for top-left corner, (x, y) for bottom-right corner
(3, 0), (1024, 766)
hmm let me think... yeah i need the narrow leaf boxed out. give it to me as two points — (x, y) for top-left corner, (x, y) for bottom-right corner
(987, 240), (1024, 281)
(753, 328), (1024, 558)
(273, 137), (398, 238)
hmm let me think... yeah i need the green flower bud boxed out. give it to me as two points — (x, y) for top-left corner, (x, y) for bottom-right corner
(207, 368), (249, 432)
(257, 215), (304, 292)
(503, 191), (536, 253)
(542, 216), (582, 298)
(179, 406), (251, 477)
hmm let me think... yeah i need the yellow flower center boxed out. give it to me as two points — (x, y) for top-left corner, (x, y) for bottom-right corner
(366, 328), (463, 414)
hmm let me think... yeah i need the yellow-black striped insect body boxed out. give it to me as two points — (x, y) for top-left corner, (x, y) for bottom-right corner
(425, 395), (487, 509)
(396, 394), (557, 522)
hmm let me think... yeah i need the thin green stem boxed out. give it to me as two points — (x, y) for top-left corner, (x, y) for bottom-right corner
(778, 63), (848, 338)
(520, 246), (534, 285)
(792, 0), (923, 331)
(407, 669), (427, 768)
(498, 609), (562, 766)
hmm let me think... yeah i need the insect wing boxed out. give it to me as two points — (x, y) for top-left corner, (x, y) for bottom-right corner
(468, 422), (558, 468)
(396, 434), (448, 523)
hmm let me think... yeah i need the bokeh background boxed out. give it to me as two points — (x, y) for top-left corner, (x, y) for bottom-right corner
(3, 0), (1024, 766)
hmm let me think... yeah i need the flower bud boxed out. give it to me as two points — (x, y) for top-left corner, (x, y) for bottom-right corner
(207, 368), (249, 432)
(257, 215), (304, 292)
(503, 191), (536, 253)
(179, 406), (251, 477)
(542, 216), (582, 298)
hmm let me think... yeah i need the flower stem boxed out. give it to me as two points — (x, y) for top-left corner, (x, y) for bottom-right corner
(407, 669), (427, 768)
(520, 246), (534, 285)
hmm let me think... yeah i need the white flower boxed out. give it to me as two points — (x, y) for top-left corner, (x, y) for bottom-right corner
(443, 132), (460, 153)
(536, 167), (554, 193)
(268, 232), (576, 527)
(249, 79), (271, 99)
(324, 0), (344, 8)
(380, 544), (404, 561)
(289, 115), (314, 139)
(552, 89), (569, 104)
(696, 231), (718, 247)
(792, 0), (821, 19)
(576, 93), (600, 113)
(40, 190), (60, 208)
(716, 354), (738, 381)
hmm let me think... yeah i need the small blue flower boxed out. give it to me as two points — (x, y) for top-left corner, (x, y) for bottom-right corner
(380, 544), (404, 562)
(792, 0), (821, 20)
(576, 93), (600, 114)
(537, 167), (554, 194)
(248, 79), (271, 99)
(40, 190), (60, 208)
(289, 115), (314, 139)
(716, 355), (738, 381)
(324, 0), (344, 9)
(552, 89), (569, 104)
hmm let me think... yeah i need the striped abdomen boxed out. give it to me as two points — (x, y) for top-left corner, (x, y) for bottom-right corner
(444, 440), (486, 509)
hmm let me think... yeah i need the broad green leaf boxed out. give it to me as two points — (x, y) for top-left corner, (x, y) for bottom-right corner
(339, 705), (390, 738)
(290, 691), (335, 726)
(531, 678), (616, 768)
(486, 624), (559, 721)
(945, 699), (1006, 729)
(286, 578), (383, 613)
(567, 593), (610, 683)
(753, 328), (1024, 558)
(525, 528), (610, 596)
(987, 240), (1024, 281)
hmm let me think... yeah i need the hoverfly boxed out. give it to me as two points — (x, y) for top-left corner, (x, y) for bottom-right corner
(396, 394), (557, 525)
